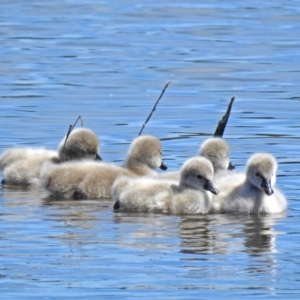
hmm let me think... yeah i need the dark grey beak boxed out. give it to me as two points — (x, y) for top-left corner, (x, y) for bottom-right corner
(160, 161), (168, 171)
(204, 180), (219, 195)
(261, 178), (274, 196)
(95, 153), (102, 161)
(228, 161), (235, 170)
(114, 200), (120, 210)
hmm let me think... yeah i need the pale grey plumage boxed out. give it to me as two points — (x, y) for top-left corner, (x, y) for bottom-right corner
(112, 156), (219, 214)
(211, 153), (287, 214)
(41, 135), (167, 199)
(199, 137), (234, 173)
(57, 128), (101, 162)
(160, 137), (234, 181)
(0, 127), (100, 186)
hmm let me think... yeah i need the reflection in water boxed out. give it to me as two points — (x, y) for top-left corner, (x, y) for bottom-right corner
(41, 198), (112, 229)
(178, 214), (223, 254)
(1, 185), (47, 205)
(113, 211), (180, 251)
(1, 186), (113, 245)
(242, 214), (284, 255)
(178, 213), (286, 293)
(179, 213), (286, 256)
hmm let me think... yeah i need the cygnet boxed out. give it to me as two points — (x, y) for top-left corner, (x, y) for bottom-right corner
(58, 127), (101, 162)
(0, 148), (58, 172)
(41, 135), (167, 199)
(160, 137), (234, 181)
(0, 127), (101, 186)
(112, 156), (219, 214)
(199, 137), (234, 173)
(211, 153), (287, 214)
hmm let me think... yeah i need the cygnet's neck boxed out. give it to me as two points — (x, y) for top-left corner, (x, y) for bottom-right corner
(178, 178), (201, 192)
(124, 157), (156, 176)
(245, 176), (267, 196)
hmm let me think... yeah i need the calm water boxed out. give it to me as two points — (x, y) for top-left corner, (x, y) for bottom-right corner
(1, 0), (300, 298)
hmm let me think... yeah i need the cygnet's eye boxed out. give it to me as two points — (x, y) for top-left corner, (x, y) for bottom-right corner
(256, 172), (260, 177)
(197, 174), (203, 180)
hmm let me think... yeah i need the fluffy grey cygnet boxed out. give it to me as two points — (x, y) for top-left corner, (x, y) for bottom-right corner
(112, 156), (218, 214)
(0, 128), (101, 186)
(199, 137), (234, 173)
(211, 153), (287, 214)
(41, 135), (167, 199)
(160, 137), (234, 181)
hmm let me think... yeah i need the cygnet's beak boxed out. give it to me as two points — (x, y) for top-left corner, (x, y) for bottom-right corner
(114, 200), (121, 210)
(160, 161), (168, 171)
(95, 153), (102, 161)
(204, 180), (219, 195)
(261, 178), (274, 196)
(228, 161), (235, 170)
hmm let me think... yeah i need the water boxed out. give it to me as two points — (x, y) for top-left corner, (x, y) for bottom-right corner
(0, 0), (300, 298)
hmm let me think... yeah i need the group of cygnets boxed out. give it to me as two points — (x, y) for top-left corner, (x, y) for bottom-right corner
(0, 126), (287, 215)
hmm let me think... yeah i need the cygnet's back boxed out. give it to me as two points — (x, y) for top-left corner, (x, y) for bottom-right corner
(1, 149), (59, 186)
(112, 156), (218, 214)
(41, 135), (167, 199)
(0, 148), (57, 172)
(1, 127), (101, 186)
(41, 160), (132, 199)
(211, 153), (287, 214)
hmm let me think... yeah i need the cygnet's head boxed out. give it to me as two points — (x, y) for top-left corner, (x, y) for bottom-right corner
(58, 128), (101, 161)
(125, 135), (167, 171)
(180, 156), (219, 195)
(199, 138), (234, 172)
(246, 153), (277, 196)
